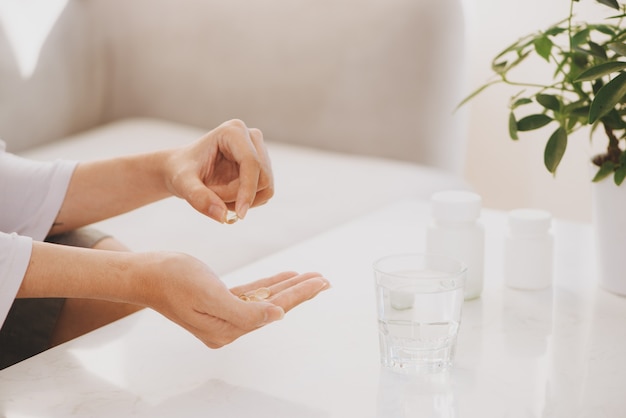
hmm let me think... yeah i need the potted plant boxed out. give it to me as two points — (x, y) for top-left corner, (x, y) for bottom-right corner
(460, 0), (626, 295)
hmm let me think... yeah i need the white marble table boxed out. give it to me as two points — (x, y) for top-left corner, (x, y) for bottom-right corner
(1, 198), (624, 418)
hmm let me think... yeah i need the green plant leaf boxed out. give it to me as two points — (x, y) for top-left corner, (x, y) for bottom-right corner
(517, 114), (553, 131)
(615, 165), (626, 185)
(600, 108), (626, 129)
(553, 55), (568, 78)
(588, 41), (608, 59)
(590, 119), (602, 138)
(567, 116), (579, 130)
(592, 161), (616, 182)
(569, 106), (591, 117)
(495, 50), (532, 74)
(456, 80), (501, 111)
(493, 35), (533, 63)
(572, 28), (590, 47)
(511, 97), (532, 109)
(536, 94), (560, 111)
(492, 60), (508, 74)
(534, 35), (553, 62)
(608, 42), (626, 57)
(509, 112), (519, 140)
(592, 24), (618, 36)
(571, 51), (590, 69)
(597, 0), (620, 10)
(544, 127), (568, 174)
(575, 61), (626, 82)
(589, 72), (626, 123)
(592, 78), (604, 95)
(545, 26), (567, 37)
(563, 99), (590, 115)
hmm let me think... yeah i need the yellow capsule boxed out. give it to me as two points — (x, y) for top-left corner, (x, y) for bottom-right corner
(225, 210), (239, 224)
(254, 287), (271, 300)
(239, 287), (271, 302)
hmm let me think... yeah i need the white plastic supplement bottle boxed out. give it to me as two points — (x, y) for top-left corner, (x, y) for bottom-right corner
(426, 190), (484, 300)
(504, 209), (553, 290)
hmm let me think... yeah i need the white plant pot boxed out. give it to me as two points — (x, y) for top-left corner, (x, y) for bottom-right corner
(591, 175), (626, 296)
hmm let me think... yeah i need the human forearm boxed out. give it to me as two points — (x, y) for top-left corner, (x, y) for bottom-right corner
(50, 150), (171, 235)
(17, 241), (150, 305)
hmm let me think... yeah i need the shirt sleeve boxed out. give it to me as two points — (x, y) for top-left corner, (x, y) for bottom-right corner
(0, 140), (78, 240)
(0, 232), (32, 326)
(0, 140), (78, 327)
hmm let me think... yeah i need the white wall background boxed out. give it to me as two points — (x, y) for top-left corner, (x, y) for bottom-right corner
(462, 0), (613, 222)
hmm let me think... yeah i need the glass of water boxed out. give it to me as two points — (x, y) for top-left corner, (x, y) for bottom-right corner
(373, 253), (466, 373)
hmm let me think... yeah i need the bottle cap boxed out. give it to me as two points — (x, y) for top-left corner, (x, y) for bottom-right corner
(431, 190), (482, 222)
(508, 208), (552, 236)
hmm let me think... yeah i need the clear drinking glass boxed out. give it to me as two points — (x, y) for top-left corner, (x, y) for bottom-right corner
(373, 253), (466, 373)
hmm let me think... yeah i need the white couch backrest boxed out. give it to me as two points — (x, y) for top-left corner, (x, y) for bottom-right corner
(1, 0), (468, 173)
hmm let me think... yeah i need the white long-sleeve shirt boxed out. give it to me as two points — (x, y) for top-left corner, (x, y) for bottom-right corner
(0, 140), (77, 327)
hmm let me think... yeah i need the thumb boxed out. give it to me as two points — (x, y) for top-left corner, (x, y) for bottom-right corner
(227, 299), (285, 330)
(262, 303), (286, 324)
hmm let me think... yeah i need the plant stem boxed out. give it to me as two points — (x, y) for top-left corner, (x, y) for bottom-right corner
(501, 77), (579, 97)
(603, 123), (622, 162)
(501, 78), (553, 89)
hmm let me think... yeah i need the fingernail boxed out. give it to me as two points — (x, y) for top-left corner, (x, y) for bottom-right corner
(208, 205), (226, 223)
(317, 278), (331, 292)
(237, 203), (250, 220)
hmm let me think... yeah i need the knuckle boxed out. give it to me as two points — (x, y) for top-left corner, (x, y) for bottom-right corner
(244, 151), (262, 163)
(248, 127), (264, 141)
(263, 183), (275, 199)
(257, 168), (274, 192)
(222, 118), (247, 134)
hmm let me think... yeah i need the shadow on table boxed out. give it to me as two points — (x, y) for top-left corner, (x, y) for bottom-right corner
(133, 379), (328, 418)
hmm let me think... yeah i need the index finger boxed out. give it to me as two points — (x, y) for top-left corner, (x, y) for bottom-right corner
(217, 120), (262, 219)
(229, 271), (300, 296)
(268, 277), (330, 313)
(230, 271), (330, 313)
